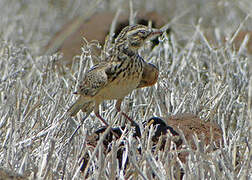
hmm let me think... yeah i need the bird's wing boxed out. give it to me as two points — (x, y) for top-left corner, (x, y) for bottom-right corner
(77, 61), (121, 97)
(137, 62), (159, 88)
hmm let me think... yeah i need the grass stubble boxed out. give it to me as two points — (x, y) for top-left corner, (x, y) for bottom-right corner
(0, 0), (251, 179)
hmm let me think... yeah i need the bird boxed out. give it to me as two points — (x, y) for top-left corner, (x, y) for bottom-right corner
(67, 24), (162, 126)
(80, 117), (181, 173)
(85, 117), (181, 150)
(143, 117), (182, 150)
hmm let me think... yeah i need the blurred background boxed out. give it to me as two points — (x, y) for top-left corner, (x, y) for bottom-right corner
(0, 0), (251, 56)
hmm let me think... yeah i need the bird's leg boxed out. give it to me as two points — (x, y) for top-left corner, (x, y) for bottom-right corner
(115, 99), (138, 126)
(116, 99), (141, 136)
(94, 111), (121, 139)
(95, 111), (109, 127)
(94, 104), (120, 139)
(93, 102), (109, 126)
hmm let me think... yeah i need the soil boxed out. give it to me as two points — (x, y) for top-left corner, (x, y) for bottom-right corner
(165, 113), (222, 162)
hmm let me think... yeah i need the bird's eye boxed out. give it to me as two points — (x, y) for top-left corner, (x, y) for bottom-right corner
(138, 30), (148, 37)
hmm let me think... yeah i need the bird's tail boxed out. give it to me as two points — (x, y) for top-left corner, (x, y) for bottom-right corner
(67, 96), (94, 116)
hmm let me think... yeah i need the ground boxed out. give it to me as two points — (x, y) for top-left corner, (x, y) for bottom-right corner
(0, 0), (251, 179)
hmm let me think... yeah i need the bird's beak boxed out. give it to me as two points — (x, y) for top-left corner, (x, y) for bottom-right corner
(147, 29), (163, 41)
(150, 29), (163, 36)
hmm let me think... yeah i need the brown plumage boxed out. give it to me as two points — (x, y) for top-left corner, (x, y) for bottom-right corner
(137, 62), (159, 88)
(68, 24), (162, 126)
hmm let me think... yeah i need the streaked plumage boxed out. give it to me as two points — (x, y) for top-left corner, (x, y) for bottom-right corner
(68, 24), (162, 126)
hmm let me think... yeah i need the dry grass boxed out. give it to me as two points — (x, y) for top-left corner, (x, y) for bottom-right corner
(0, 0), (251, 179)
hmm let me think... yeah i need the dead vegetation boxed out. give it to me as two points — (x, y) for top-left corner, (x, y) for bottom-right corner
(0, 0), (251, 179)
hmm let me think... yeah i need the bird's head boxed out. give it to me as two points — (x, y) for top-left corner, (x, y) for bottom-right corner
(115, 24), (163, 52)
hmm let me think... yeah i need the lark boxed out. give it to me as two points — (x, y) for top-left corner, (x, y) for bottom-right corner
(68, 25), (162, 126)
